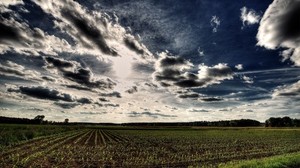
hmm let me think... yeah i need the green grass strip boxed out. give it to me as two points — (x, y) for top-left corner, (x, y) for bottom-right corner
(219, 152), (300, 168)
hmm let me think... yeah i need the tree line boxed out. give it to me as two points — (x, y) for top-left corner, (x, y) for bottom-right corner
(0, 115), (69, 125)
(265, 116), (300, 127)
(1, 115), (300, 127)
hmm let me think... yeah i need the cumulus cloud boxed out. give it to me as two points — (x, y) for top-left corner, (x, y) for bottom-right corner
(257, 0), (300, 66)
(235, 64), (243, 70)
(210, 15), (220, 33)
(153, 52), (234, 89)
(240, 7), (261, 27)
(242, 75), (254, 84)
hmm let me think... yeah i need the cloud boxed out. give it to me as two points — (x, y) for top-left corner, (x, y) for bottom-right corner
(235, 64), (243, 70)
(100, 91), (121, 98)
(77, 98), (93, 104)
(128, 111), (177, 118)
(153, 52), (234, 89)
(8, 86), (74, 102)
(124, 35), (152, 58)
(80, 111), (107, 115)
(201, 97), (223, 102)
(44, 56), (116, 89)
(210, 15), (220, 33)
(44, 56), (78, 69)
(273, 81), (300, 99)
(257, 0), (300, 66)
(99, 97), (109, 102)
(0, 14), (71, 55)
(240, 7), (261, 27)
(242, 75), (254, 84)
(126, 86), (138, 94)
(54, 102), (79, 109)
(0, 61), (41, 80)
(177, 92), (200, 99)
(0, 0), (24, 7)
(188, 109), (209, 113)
(175, 63), (233, 88)
(197, 47), (205, 57)
(32, 0), (153, 60)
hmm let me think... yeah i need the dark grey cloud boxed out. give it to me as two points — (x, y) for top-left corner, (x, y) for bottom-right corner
(42, 76), (56, 82)
(201, 97), (223, 102)
(7, 85), (95, 107)
(8, 86), (74, 102)
(80, 111), (107, 115)
(99, 97), (109, 102)
(100, 91), (121, 98)
(124, 35), (147, 56)
(126, 86), (138, 94)
(77, 97), (92, 104)
(177, 93), (200, 99)
(188, 109), (209, 113)
(64, 84), (91, 91)
(176, 91), (223, 101)
(54, 102), (79, 109)
(104, 103), (120, 107)
(128, 111), (177, 118)
(0, 21), (22, 42)
(44, 56), (116, 89)
(45, 56), (75, 69)
(60, 8), (117, 56)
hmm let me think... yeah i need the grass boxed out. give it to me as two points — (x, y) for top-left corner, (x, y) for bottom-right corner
(220, 152), (300, 168)
(0, 124), (80, 149)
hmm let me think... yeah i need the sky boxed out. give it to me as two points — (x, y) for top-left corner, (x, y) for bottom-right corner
(1, 0), (300, 123)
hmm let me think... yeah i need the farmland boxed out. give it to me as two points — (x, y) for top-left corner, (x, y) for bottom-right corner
(1, 125), (300, 167)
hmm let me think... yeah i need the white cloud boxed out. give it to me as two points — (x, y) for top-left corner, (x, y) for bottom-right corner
(210, 15), (220, 33)
(197, 47), (205, 57)
(242, 75), (254, 84)
(235, 64), (243, 70)
(257, 0), (300, 66)
(0, 0), (24, 7)
(240, 7), (261, 27)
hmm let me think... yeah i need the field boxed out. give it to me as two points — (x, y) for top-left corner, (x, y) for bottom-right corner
(1, 125), (300, 167)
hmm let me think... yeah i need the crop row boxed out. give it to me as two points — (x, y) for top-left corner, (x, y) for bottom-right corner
(2, 128), (300, 167)
(0, 129), (127, 167)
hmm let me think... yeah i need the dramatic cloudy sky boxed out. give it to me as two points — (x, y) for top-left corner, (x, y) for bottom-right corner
(1, 0), (300, 123)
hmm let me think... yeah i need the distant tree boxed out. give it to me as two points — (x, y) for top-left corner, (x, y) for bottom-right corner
(265, 116), (296, 127)
(64, 118), (69, 124)
(33, 115), (45, 124)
